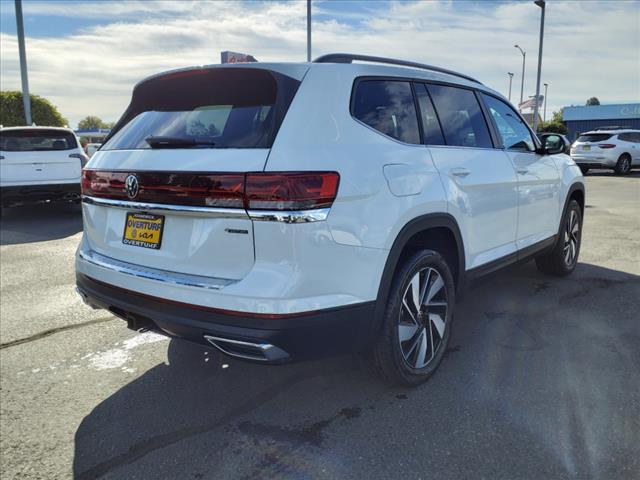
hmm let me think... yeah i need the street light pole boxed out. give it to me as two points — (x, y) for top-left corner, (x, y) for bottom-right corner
(306, 0), (311, 62)
(543, 83), (548, 122)
(532, 0), (546, 132)
(514, 44), (526, 106)
(14, 0), (32, 125)
(508, 72), (514, 102)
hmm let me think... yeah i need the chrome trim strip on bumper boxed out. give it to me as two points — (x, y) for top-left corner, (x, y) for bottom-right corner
(82, 195), (249, 219)
(78, 249), (237, 290)
(82, 196), (330, 223)
(247, 208), (330, 223)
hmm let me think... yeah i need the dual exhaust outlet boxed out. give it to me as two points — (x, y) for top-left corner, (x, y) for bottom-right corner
(204, 335), (290, 363)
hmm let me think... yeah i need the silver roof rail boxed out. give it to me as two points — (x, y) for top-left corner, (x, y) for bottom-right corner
(313, 53), (482, 85)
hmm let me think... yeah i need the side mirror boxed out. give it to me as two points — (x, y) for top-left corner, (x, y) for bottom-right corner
(542, 134), (565, 155)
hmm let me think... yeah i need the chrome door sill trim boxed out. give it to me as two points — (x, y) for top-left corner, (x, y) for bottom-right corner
(82, 195), (249, 219)
(247, 208), (330, 223)
(78, 249), (237, 290)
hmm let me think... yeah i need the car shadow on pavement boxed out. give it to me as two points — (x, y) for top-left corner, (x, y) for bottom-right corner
(0, 202), (82, 246)
(584, 169), (640, 178)
(72, 261), (640, 480)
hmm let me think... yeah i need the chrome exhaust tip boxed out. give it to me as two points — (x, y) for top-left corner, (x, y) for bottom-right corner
(204, 335), (290, 363)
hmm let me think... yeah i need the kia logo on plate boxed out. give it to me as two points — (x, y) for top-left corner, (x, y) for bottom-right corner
(124, 174), (140, 199)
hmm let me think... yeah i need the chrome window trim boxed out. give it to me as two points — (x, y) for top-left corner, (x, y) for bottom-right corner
(78, 249), (237, 290)
(247, 208), (330, 223)
(82, 195), (249, 219)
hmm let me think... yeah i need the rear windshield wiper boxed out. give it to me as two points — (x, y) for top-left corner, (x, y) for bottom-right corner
(145, 136), (216, 149)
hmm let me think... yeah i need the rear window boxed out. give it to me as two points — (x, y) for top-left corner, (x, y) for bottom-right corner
(0, 129), (77, 152)
(102, 68), (300, 151)
(577, 133), (613, 143)
(352, 80), (420, 144)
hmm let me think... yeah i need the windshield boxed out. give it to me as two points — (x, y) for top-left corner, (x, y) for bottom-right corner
(102, 68), (300, 151)
(0, 129), (78, 152)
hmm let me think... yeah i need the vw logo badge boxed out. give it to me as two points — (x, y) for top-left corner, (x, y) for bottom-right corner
(125, 174), (139, 199)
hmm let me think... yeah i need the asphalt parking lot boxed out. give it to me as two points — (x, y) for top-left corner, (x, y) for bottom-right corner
(1, 171), (639, 480)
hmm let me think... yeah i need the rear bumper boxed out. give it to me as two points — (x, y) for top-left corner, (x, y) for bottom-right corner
(0, 182), (80, 206)
(76, 273), (375, 363)
(571, 155), (616, 168)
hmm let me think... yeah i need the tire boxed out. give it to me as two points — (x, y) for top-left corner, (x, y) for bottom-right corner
(614, 154), (632, 175)
(535, 199), (582, 276)
(371, 249), (455, 386)
(579, 166), (589, 175)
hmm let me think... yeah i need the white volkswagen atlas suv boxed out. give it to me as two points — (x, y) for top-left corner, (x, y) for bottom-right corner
(1, 126), (87, 207)
(570, 128), (640, 175)
(76, 54), (585, 385)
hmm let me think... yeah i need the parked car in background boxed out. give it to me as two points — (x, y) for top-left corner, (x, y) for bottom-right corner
(86, 143), (102, 157)
(538, 133), (571, 155)
(0, 126), (88, 207)
(570, 128), (640, 175)
(76, 54), (584, 386)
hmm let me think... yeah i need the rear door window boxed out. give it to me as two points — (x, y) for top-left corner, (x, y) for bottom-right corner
(102, 68), (300, 150)
(415, 83), (445, 146)
(0, 129), (78, 151)
(481, 94), (535, 152)
(352, 80), (420, 144)
(427, 84), (492, 148)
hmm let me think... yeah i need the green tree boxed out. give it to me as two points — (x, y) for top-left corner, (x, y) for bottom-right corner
(537, 121), (568, 135)
(0, 91), (68, 127)
(551, 108), (564, 123)
(78, 115), (108, 130)
(586, 97), (600, 106)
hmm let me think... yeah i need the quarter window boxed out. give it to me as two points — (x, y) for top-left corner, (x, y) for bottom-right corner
(352, 80), (420, 144)
(415, 84), (445, 145)
(427, 85), (492, 148)
(481, 94), (535, 152)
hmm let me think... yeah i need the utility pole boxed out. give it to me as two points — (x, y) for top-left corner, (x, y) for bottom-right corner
(306, 0), (311, 62)
(15, 0), (32, 125)
(532, 0), (546, 132)
(543, 83), (548, 122)
(514, 44), (526, 106)
(508, 72), (514, 102)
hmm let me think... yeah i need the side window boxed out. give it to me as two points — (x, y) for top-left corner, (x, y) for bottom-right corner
(617, 133), (629, 142)
(415, 83), (445, 145)
(481, 94), (535, 152)
(427, 84), (492, 148)
(352, 80), (420, 144)
(633, 133), (640, 143)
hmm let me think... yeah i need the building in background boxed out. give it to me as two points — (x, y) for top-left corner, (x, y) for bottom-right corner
(563, 103), (640, 141)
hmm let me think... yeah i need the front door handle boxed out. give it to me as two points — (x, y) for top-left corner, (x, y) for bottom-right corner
(451, 167), (471, 177)
(516, 167), (529, 175)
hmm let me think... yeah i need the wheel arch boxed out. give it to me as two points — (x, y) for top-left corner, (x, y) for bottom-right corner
(368, 213), (465, 342)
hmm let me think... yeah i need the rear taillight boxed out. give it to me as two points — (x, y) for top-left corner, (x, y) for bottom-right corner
(245, 172), (339, 210)
(81, 170), (245, 208)
(81, 171), (339, 211)
(598, 144), (616, 149)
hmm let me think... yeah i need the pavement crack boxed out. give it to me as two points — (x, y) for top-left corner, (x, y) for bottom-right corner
(0, 316), (117, 350)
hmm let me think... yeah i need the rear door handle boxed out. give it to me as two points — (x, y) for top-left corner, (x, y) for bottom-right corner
(516, 167), (529, 175)
(451, 168), (471, 177)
